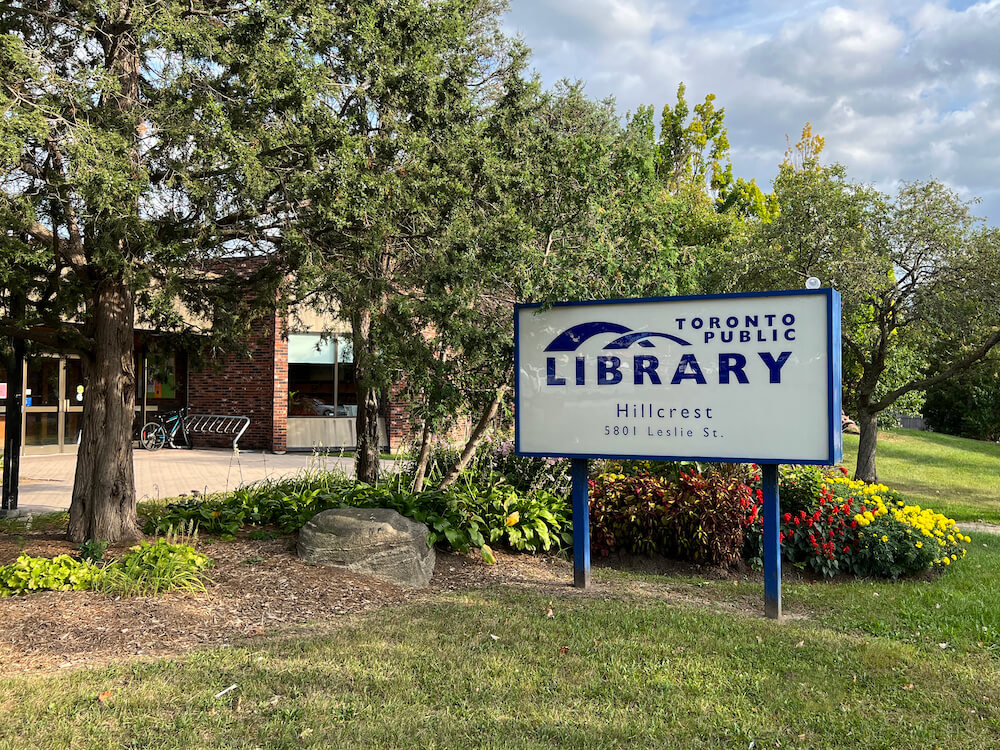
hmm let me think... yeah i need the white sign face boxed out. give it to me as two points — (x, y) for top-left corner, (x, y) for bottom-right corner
(515, 290), (842, 464)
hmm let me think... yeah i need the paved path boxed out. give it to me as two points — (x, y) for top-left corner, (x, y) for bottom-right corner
(957, 521), (1000, 536)
(8, 450), (403, 515)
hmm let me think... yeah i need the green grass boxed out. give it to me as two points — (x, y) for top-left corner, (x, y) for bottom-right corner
(2, 540), (1000, 749)
(841, 429), (1000, 523)
(2, 429), (999, 747)
(0, 510), (69, 535)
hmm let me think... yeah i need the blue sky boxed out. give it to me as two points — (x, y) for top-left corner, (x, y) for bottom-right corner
(504, 0), (1000, 225)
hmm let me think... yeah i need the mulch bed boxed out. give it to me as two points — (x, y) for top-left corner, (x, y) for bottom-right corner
(0, 530), (579, 675)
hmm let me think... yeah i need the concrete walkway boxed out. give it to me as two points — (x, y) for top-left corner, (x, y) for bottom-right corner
(8, 449), (402, 515)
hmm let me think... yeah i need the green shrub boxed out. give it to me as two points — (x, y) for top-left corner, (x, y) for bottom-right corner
(99, 539), (213, 597)
(400, 438), (572, 497)
(150, 472), (572, 556)
(147, 498), (245, 539)
(0, 554), (100, 596)
(467, 485), (572, 553)
(78, 539), (109, 564)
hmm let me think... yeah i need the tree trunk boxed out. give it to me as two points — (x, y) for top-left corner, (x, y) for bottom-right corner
(438, 385), (507, 489)
(410, 418), (434, 494)
(68, 279), (142, 543)
(352, 308), (382, 485)
(853, 408), (879, 484)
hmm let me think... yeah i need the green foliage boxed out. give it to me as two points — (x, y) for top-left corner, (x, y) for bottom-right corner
(151, 470), (572, 556)
(733, 128), (1000, 480)
(149, 499), (244, 540)
(0, 554), (100, 596)
(78, 540), (109, 564)
(775, 464), (828, 515)
(923, 356), (1000, 441)
(403, 437), (571, 497)
(589, 469), (754, 566)
(99, 539), (213, 598)
(1, 540), (212, 598)
(466, 485), (572, 553)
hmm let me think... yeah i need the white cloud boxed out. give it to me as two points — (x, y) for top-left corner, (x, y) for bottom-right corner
(504, 0), (1000, 224)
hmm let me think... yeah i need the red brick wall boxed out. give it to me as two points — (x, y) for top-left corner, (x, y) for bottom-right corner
(188, 311), (286, 451)
(272, 316), (288, 452)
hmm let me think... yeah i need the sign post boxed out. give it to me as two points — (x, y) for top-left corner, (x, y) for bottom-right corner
(571, 458), (590, 588)
(1, 336), (25, 517)
(514, 289), (841, 618)
(761, 463), (781, 618)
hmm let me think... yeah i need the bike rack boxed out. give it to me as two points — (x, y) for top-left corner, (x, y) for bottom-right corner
(183, 414), (251, 450)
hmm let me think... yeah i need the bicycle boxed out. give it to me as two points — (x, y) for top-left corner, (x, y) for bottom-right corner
(140, 408), (190, 451)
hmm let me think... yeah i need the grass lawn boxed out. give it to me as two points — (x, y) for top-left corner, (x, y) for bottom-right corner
(2, 534), (999, 749)
(2, 429), (999, 748)
(841, 429), (1000, 524)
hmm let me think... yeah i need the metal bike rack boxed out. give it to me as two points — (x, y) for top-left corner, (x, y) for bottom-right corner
(183, 414), (251, 450)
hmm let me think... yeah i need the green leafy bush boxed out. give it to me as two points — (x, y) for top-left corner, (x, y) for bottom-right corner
(99, 539), (213, 597)
(147, 498), (245, 539)
(400, 438), (572, 497)
(1, 541), (213, 598)
(150, 472), (572, 556)
(0, 554), (100, 596)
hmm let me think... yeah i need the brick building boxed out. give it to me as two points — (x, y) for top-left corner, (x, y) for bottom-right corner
(0, 307), (413, 456)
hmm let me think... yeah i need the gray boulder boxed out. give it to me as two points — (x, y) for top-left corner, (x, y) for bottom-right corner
(297, 507), (436, 588)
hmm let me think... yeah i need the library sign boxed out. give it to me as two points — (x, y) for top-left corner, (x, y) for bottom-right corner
(515, 289), (842, 465)
(515, 289), (843, 617)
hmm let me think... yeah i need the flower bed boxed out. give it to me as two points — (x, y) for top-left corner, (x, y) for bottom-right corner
(745, 467), (969, 579)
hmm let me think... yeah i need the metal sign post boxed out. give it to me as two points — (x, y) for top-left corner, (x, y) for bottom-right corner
(1, 337), (25, 516)
(571, 458), (591, 589)
(761, 463), (781, 619)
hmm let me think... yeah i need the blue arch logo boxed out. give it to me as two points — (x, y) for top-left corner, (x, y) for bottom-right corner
(544, 322), (691, 352)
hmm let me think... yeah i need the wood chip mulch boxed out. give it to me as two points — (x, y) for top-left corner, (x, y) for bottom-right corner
(0, 531), (576, 675)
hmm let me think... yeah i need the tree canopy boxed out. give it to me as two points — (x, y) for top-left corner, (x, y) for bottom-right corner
(734, 133), (1000, 481)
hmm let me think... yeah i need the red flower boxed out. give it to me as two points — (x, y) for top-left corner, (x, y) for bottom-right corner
(779, 532), (785, 542)
(850, 521), (857, 529)
(794, 517), (801, 526)
(806, 518), (814, 528)
(783, 513), (792, 522)
(800, 510), (807, 520)
(843, 546), (850, 553)
(841, 466), (849, 475)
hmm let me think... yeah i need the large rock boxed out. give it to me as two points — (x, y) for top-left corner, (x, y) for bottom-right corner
(297, 508), (436, 588)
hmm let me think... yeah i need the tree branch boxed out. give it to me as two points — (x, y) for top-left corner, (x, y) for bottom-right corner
(871, 328), (1000, 411)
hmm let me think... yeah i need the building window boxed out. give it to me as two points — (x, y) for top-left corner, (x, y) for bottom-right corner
(288, 334), (357, 417)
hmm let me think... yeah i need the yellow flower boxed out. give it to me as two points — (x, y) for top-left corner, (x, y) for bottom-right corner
(943, 557), (951, 566)
(916, 542), (922, 549)
(881, 535), (889, 543)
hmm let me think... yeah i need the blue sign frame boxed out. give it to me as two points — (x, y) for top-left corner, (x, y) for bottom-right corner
(514, 288), (843, 466)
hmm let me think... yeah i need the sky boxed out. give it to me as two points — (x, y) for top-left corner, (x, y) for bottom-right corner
(504, 0), (1000, 225)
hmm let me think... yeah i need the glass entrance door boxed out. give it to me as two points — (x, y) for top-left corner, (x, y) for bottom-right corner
(23, 356), (85, 455)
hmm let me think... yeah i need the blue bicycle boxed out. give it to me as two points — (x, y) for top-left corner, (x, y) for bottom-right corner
(140, 408), (189, 451)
